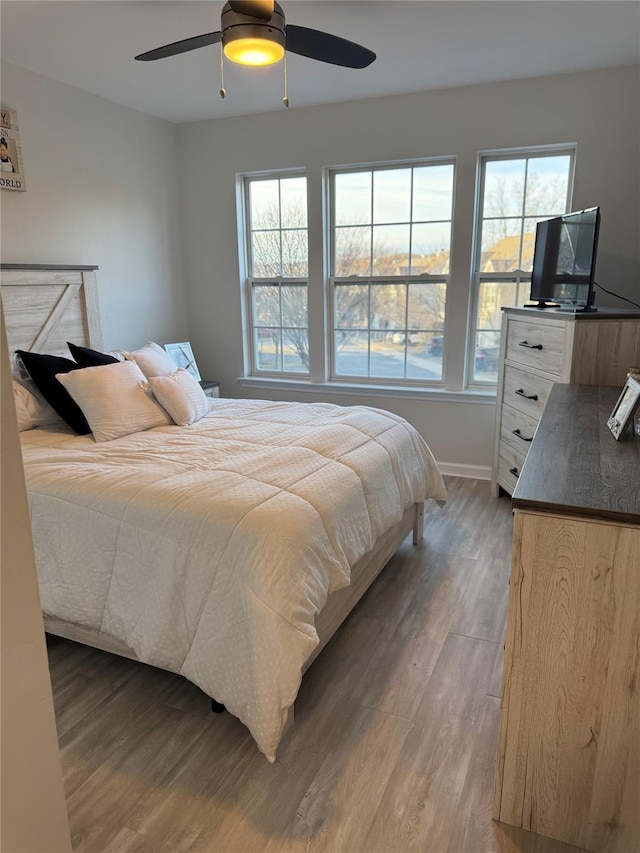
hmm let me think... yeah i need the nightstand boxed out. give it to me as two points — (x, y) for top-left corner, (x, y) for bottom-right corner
(199, 380), (220, 399)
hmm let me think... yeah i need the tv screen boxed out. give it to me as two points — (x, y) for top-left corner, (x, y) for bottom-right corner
(529, 207), (600, 309)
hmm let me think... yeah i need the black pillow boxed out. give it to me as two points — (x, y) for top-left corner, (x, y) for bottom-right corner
(68, 341), (119, 367)
(16, 350), (91, 434)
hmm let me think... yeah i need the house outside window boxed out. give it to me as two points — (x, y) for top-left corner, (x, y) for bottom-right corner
(469, 147), (575, 385)
(329, 161), (455, 384)
(239, 148), (576, 392)
(243, 173), (309, 375)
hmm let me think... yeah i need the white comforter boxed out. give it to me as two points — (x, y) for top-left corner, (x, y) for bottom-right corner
(21, 398), (446, 760)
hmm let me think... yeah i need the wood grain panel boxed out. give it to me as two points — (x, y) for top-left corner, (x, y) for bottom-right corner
(571, 319), (640, 386)
(506, 318), (566, 375)
(502, 364), (556, 420)
(66, 702), (215, 848)
(1, 266), (103, 355)
(512, 384), (640, 524)
(450, 501), (513, 644)
(500, 403), (539, 454)
(113, 713), (255, 853)
(74, 823), (178, 853)
(412, 476), (490, 559)
(497, 441), (527, 492)
(362, 632), (497, 852)
(2, 283), (77, 356)
(280, 706), (412, 853)
(584, 521), (640, 853)
(450, 696), (587, 853)
(494, 510), (640, 851)
(354, 550), (475, 718)
(455, 476), (512, 562)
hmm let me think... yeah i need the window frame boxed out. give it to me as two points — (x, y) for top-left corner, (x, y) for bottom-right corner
(327, 158), (456, 387)
(466, 144), (576, 388)
(241, 170), (310, 379)
(237, 147), (577, 394)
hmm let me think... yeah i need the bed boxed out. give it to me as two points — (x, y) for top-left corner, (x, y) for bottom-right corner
(2, 264), (447, 762)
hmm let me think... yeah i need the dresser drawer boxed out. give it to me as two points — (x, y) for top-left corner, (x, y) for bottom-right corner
(502, 365), (556, 420)
(505, 318), (566, 376)
(497, 442), (528, 493)
(500, 403), (539, 454)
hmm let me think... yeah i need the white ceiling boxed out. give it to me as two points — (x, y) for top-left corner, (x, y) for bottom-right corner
(1, 1), (639, 124)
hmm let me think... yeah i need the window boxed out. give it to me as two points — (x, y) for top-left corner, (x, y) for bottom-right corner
(330, 162), (455, 383)
(238, 148), (577, 394)
(243, 173), (309, 375)
(469, 148), (575, 384)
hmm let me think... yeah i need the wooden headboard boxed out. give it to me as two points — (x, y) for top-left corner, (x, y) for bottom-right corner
(0, 264), (102, 357)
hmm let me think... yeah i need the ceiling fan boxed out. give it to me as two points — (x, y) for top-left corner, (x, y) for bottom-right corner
(134, 0), (376, 69)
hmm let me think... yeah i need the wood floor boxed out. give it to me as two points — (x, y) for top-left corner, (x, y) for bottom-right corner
(47, 477), (586, 853)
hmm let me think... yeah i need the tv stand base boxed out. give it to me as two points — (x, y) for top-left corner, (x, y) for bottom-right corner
(523, 302), (598, 313)
(524, 301), (560, 309)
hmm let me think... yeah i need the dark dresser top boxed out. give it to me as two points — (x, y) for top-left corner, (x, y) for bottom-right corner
(513, 384), (640, 525)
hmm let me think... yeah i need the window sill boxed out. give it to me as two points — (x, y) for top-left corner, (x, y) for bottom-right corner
(237, 376), (496, 405)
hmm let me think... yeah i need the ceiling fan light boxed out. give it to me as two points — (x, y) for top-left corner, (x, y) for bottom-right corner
(224, 36), (284, 66)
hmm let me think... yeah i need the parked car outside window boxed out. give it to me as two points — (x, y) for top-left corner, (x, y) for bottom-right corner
(474, 346), (500, 374)
(426, 335), (443, 357)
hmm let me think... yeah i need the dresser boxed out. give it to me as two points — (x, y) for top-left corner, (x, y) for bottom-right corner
(493, 383), (640, 852)
(491, 307), (640, 496)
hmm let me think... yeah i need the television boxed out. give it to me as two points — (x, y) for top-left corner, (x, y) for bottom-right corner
(528, 206), (600, 311)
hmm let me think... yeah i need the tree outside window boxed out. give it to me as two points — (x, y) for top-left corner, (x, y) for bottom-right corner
(471, 150), (574, 384)
(240, 149), (575, 388)
(330, 162), (454, 383)
(246, 175), (309, 375)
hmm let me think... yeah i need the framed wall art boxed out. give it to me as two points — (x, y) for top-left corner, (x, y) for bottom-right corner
(164, 342), (201, 380)
(607, 374), (640, 440)
(0, 106), (26, 191)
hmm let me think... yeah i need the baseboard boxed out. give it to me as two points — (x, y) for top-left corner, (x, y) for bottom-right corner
(437, 462), (492, 480)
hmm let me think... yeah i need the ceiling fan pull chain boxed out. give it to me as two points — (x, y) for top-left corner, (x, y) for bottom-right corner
(283, 51), (289, 108)
(219, 43), (226, 99)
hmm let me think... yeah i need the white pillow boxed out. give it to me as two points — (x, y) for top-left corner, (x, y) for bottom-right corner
(56, 361), (172, 442)
(12, 379), (67, 431)
(148, 369), (210, 426)
(124, 341), (178, 379)
(12, 351), (31, 382)
(13, 380), (34, 431)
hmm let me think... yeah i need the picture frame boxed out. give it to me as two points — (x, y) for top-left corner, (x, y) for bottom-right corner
(0, 106), (26, 191)
(607, 375), (640, 440)
(164, 342), (201, 380)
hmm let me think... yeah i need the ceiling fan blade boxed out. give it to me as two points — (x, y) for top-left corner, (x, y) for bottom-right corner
(285, 25), (376, 69)
(228, 1), (274, 21)
(135, 31), (221, 61)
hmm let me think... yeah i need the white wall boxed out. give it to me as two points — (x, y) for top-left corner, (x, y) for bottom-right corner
(0, 61), (188, 351)
(178, 65), (640, 471)
(1, 63), (637, 470)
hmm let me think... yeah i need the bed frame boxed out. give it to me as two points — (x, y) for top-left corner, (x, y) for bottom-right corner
(1, 264), (102, 357)
(1, 264), (424, 719)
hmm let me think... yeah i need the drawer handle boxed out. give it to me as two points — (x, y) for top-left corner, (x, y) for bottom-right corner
(512, 428), (533, 443)
(519, 340), (543, 350)
(515, 388), (538, 401)
(518, 341), (542, 349)
(509, 467), (520, 479)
